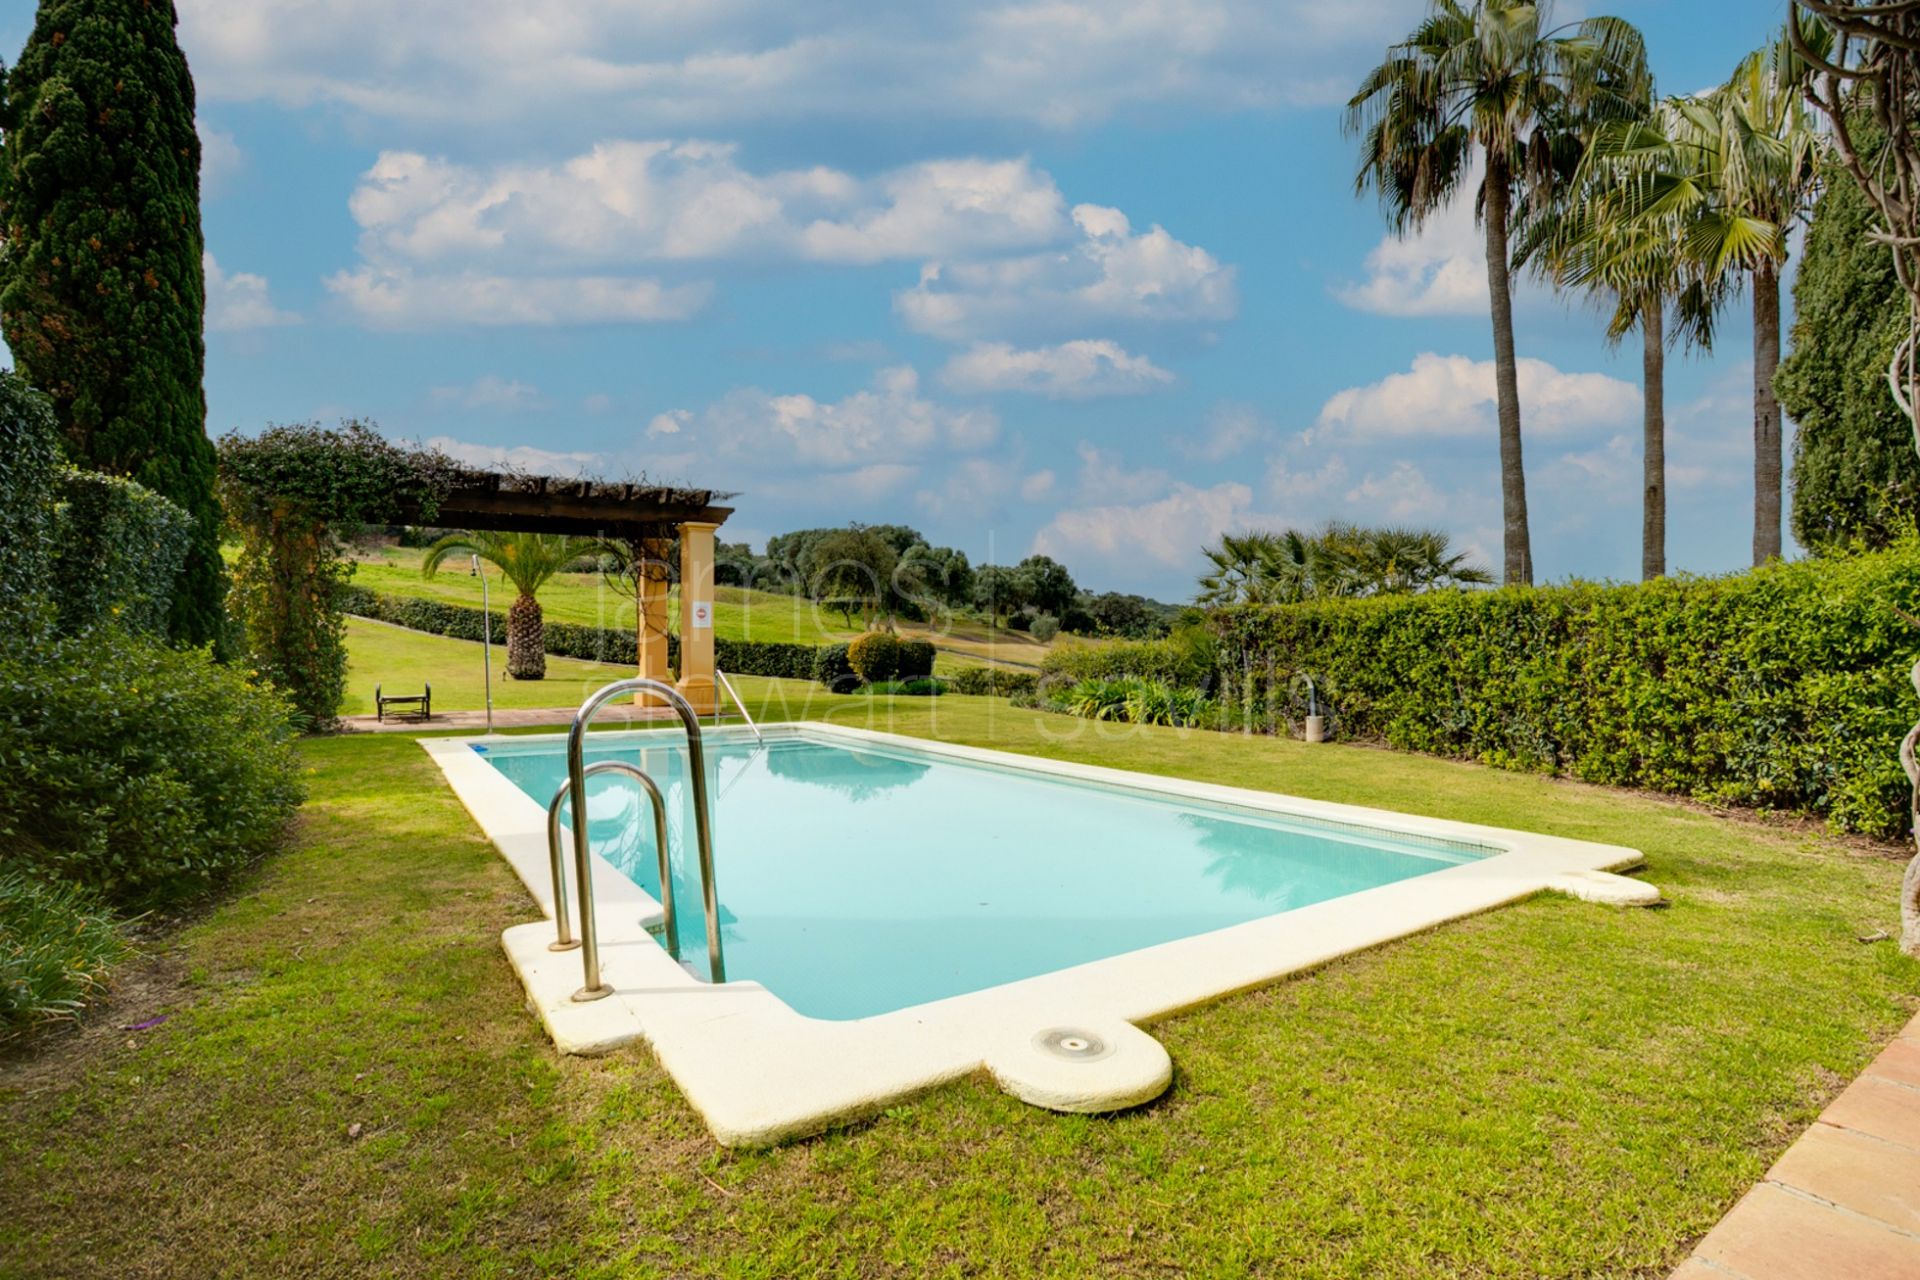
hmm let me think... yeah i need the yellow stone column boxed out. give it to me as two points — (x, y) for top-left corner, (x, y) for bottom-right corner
(635, 541), (672, 705)
(676, 521), (718, 714)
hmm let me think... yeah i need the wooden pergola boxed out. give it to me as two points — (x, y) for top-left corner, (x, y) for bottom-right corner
(394, 470), (735, 713)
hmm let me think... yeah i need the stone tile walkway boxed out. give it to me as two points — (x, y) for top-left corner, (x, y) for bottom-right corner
(1671, 1011), (1920, 1279)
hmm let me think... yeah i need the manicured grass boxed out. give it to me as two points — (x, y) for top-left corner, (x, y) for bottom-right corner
(341, 617), (815, 717)
(346, 543), (1060, 669)
(3, 694), (1916, 1277)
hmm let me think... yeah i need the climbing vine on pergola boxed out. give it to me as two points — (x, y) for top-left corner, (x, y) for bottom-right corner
(218, 422), (456, 727)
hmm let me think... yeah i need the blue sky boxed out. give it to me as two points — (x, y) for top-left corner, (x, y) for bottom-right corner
(3, 0), (1799, 600)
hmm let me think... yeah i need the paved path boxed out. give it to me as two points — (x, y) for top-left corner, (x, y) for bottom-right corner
(1671, 1011), (1920, 1279)
(336, 705), (744, 734)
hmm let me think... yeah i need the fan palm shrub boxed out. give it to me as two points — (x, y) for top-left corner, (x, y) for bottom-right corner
(421, 531), (602, 680)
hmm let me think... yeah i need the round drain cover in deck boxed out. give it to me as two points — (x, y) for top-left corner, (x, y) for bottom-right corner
(986, 1018), (1170, 1114)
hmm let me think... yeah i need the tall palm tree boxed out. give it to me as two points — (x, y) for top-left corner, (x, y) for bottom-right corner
(422, 531), (602, 680)
(1519, 100), (1723, 579)
(1348, 0), (1650, 585)
(1586, 23), (1825, 564)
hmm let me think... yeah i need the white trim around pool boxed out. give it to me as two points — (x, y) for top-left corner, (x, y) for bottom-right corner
(418, 723), (1659, 1148)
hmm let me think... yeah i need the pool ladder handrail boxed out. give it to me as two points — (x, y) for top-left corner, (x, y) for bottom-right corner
(713, 666), (763, 744)
(563, 679), (725, 1002)
(545, 760), (677, 963)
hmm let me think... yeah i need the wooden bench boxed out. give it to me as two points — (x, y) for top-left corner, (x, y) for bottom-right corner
(375, 682), (432, 723)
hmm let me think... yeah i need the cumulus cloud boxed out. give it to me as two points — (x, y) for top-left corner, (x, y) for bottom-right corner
(1311, 352), (1638, 442)
(1179, 402), (1266, 461)
(1034, 480), (1282, 570)
(423, 435), (603, 473)
(176, 0), (1420, 132)
(326, 145), (1231, 332)
(345, 145), (1068, 268)
(939, 339), (1173, 398)
(1335, 187), (1487, 317)
(203, 252), (299, 331)
(325, 265), (710, 328)
(429, 375), (542, 411)
(643, 366), (998, 475)
(897, 204), (1236, 341)
(197, 121), (244, 195)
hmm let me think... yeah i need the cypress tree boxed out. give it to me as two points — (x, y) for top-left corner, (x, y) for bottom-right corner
(0, 0), (224, 647)
(1778, 144), (1920, 552)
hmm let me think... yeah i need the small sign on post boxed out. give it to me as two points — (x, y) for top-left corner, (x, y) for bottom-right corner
(690, 600), (713, 630)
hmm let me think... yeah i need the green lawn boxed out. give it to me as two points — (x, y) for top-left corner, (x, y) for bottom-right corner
(3, 690), (1916, 1277)
(341, 617), (850, 719)
(345, 542), (1062, 669)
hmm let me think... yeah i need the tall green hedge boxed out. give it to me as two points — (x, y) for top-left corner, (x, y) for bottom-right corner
(1211, 549), (1920, 839)
(0, 0), (226, 647)
(338, 586), (820, 681)
(0, 373), (59, 623)
(51, 469), (192, 636)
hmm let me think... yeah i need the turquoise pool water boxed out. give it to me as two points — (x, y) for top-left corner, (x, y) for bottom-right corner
(476, 732), (1491, 1021)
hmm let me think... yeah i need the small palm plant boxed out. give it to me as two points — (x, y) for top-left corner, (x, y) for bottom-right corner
(421, 531), (602, 680)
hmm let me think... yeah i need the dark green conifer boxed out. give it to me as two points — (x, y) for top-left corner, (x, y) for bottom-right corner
(0, 0), (224, 646)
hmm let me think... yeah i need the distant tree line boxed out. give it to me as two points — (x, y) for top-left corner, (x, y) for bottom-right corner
(705, 522), (1177, 639)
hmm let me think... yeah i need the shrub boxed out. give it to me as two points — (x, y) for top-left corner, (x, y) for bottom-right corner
(813, 643), (859, 692)
(336, 586), (820, 681)
(50, 469), (193, 637)
(0, 871), (127, 1035)
(860, 678), (947, 697)
(1212, 546), (1920, 839)
(0, 629), (305, 907)
(0, 372), (59, 622)
(1041, 632), (1218, 690)
(1053, 677), (1212, 727)
(945, 666), (1041, 698)
(897, 638), (937, 679)
(1030, 613), (1061, 643)
(847, 631), (901, 683)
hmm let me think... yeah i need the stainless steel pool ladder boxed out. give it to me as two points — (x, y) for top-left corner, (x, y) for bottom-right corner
(544, 761), (676, 962)
(714, 666), (763, 744)
(560, 679), (726, 1002)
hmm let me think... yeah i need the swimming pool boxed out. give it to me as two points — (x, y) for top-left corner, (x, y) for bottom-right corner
(423, 722), (1657, 1146)
(477, 732), (1494, 1020)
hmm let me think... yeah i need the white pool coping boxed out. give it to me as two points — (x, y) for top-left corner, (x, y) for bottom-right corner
(419, 722), (1658, 1147)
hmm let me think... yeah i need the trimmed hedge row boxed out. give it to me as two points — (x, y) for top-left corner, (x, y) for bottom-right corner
(338, 585), (820, 681)
(1210, 547), (1920, 839)
(1039, 635), (1218, 690)
(52, 469), (192, 637)
(945, 666), (1040, 698)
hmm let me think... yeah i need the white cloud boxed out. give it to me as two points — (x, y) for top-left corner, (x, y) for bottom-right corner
(1342, 460), (1456, 521)
(1071, 442), (1171, 502)
(203, 252), (299, 331)
(197, 122), (244, 195)
(423, 434), (603, 473)
(324, 265), (710, 328)
(1335, 186), (1487, 317)
(429, 375), (542, 411)
(1311, 352), (1639, 442)
(1267, 453), (1350, 502)
(644, 366), (998, 475)
(1180, 402), (1266, 461)
(897, 204), (1236, 341)
(176, 0), (1422, 132)
(344, 145), (1068, 268)
(1020, 469), (1057, 500)
(939, 339), (1173, 398)
(1035, 480), (1282, 569)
